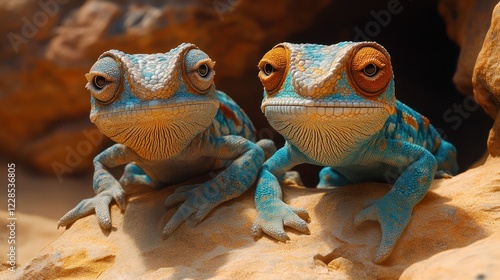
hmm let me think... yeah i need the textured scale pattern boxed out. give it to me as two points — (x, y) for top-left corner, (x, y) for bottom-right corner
(211, 92), (255, 141)
(58, 43), (273, 240)
(253, 41), (458, 264)
(285, 42), (352, 98)
(103, 44), (192, 100)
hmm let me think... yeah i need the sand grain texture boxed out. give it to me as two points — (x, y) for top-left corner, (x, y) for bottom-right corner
(1, 157), (499, 279)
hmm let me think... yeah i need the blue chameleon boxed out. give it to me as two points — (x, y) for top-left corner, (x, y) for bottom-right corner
(58, 43), (274, 238)
(251, 42), (458, 263)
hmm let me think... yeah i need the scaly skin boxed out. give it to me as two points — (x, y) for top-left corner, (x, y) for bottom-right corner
(251, 42), (458, 263)
(58, 43), (275, 238)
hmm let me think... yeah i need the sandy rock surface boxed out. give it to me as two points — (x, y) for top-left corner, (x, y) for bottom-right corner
(437, 0), (498, 96)
(2, 157), (499, 279)
(401, 234), (500, 280)
(0, 211), (60, 267)
(473, 1), (500, 157)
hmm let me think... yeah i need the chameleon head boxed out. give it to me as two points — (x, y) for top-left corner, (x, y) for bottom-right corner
(85, 43), (220, 160)
(258, 42), (397, 165)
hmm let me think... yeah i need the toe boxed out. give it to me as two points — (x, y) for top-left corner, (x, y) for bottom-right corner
(260, 220), (289, 242)
(165, 192), (189, 208)
(162, 201), (196, 238)
(374, 245), (392, 264)
(174, 184), (200, 193)
(95, 196), (113, 229)
(250, 222), (263, 238)
(354, 206), (378, 226)
(283, 215), (309, 234)
(112, 189), (127, 211)
(192, 204), (217, 225)
(290, 206), (310, 221)
(58, 198), (96, 228)
(375, 230), (397, 264)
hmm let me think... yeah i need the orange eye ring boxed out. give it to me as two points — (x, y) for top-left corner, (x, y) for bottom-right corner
(349, 45), (392, 97)
(258, 46), (289, 95)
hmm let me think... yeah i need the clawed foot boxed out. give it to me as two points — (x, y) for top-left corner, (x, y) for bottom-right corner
(161, 183), (223, 239)
(354, 195), (412, 263)
(58, 186), (126, 230)
(251, 197), (310, 242)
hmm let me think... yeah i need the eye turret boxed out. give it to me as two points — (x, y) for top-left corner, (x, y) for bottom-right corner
(184, 49), (216, 94)
(85, 56), (122, 104)
(258, 46), (289, 95)
(349, 45), (392, 96)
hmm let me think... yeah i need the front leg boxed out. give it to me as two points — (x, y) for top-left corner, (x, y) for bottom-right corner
(161, 136), (265, 238)
(251, 143), (310, 241)
(58, 144), (139, 229)
(354, 139), (437, 263)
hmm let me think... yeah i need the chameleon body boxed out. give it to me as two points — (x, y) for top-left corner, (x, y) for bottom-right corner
(58, 43), (274, 238)
(251, 42), (458, 263)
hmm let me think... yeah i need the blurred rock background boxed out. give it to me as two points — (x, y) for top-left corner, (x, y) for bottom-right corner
(0, 0), (496, 185)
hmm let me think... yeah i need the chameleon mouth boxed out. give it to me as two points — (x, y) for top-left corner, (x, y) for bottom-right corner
(261, 98), (393, 116)
(90, 99), (220, 123)
(261, 97), (392, 166)
(90, 99), (220, 160)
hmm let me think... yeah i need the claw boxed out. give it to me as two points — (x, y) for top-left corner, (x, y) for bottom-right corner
(162, 200), (197, 239)
(355, 197), (412, 264)
(161, 181), (228, 237)
(354, 205), (378, 226)
(112, 189), (127, 211)
(283, 215), (310, 234)
(252, 197), (309, 242)
(259, 220), (290, 242)
(250, 223), (263, 238)
(289, 206), (310, 221)
(192, 205), (216, 224)
(95, 195), (113, 229)
(164, 192), (189, 208)
(58, 198), (96, 228)
(57, 188), (125, 230)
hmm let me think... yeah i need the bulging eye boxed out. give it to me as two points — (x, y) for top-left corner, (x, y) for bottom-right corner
(349, 45), (392, 96)
(263, 63), (274, 76)
(197, 63), (209, 77)
(93, 76), (107, 89)
(258, 46), (289, 94)
(85, 56), (121, 104)
(363, 63), (378, 77)
(184, 49), (215, 93)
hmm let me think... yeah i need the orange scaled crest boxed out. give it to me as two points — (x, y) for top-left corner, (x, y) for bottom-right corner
(349, 45), (392, 97)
